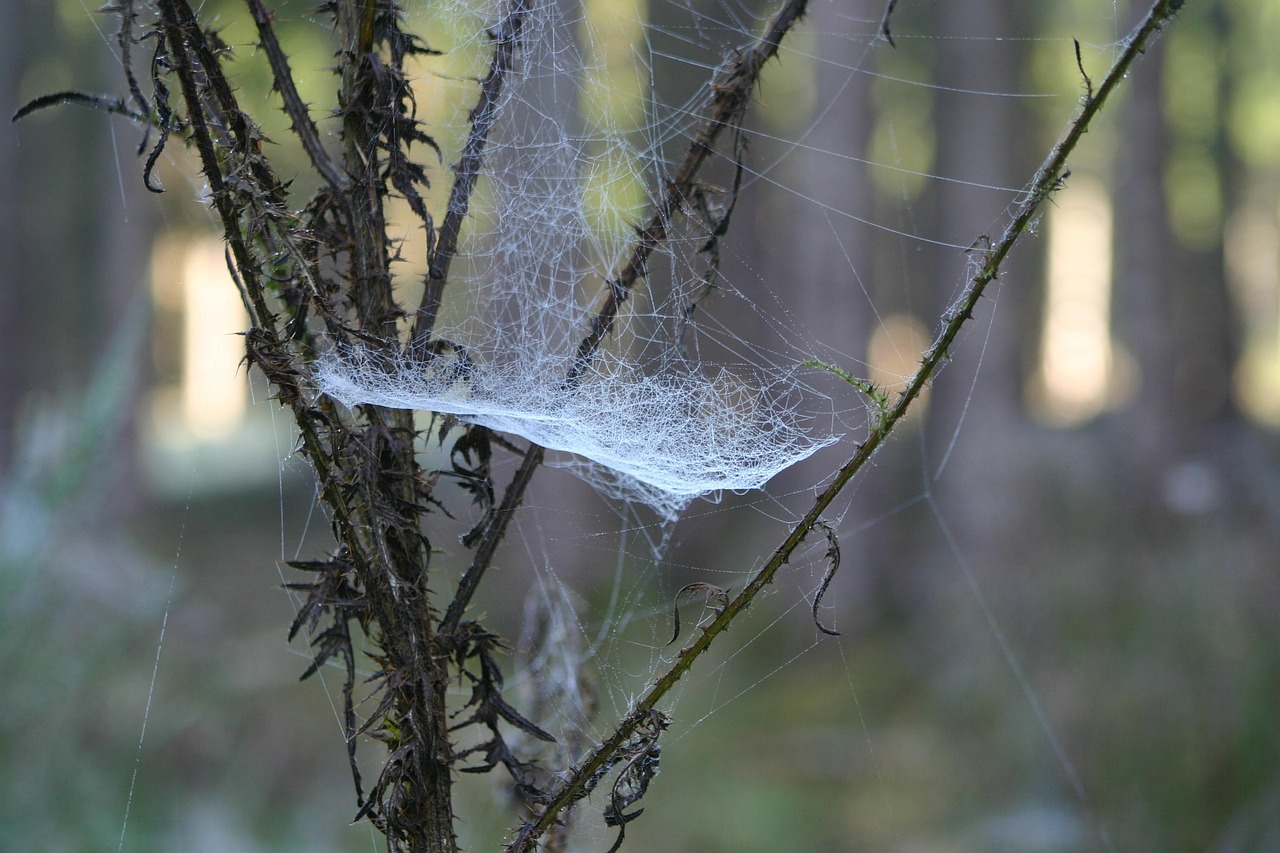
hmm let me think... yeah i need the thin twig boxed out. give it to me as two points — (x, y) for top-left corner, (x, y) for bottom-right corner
(441, 443), (545, 636)
(880, 0), (899, 47)
(505, 2), (1181, 847)
(448, 0), (811, 633)
(1074, 39), (1094, 101)
(110, 0), (153, 117)
(419, 0), (574, 632)
(10, 90), (151, 125)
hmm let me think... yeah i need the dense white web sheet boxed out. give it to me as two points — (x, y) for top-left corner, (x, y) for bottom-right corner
(312, 0), (853, 519)
(317, 349), (838, 520)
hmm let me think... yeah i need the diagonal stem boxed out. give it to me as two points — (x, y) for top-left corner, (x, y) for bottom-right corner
(412, 0), (530, 352)
(441, 443), (545, 636)
(435, 0), (803, 630)
(246, 0), (348, 191)
(441, 0), (812, 625)
(506, 0), (1183, 847)
(564, 0), (810, 386)
(430, 0), (805, 634)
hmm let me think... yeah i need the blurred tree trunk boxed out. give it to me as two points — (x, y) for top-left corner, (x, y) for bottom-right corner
(1111, 33), (1181, 488)
(1, 2), (152, 510)
(91, 43), (157, 522)
(924, 0), (1036, 570)
(1111, 18), (1239, 512)
(1109, 22), (1240, 504)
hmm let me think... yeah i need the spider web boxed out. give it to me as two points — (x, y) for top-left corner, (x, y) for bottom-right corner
(50, 0), (1157, 849)
(307, 0), (1130, 849)
(313, 0), (859, 521)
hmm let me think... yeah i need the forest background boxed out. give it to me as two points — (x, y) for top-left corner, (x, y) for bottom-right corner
(2, 0), (1279, 850)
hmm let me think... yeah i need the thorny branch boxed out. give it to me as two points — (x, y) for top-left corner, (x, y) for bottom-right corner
(112, 1), (461, 849)
(1074, 39), (1095, 101)
(10, 91), (155, 126)
(441, 443), (545, 636)
(246, 0), (348, 190)
(505, 0), (1183, 847)
(413, 0), (530, 351)
(124, 3), (410, 826)
(565, 0), (810, 387)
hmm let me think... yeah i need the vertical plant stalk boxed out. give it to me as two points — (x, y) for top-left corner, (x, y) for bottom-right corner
(336, 1), (397, 336)
(506, 0), (1183, 847)
(330, 1), (456, 848)
(441, 443), (545, 635)
(390, 0), (541, 649)
(153, 0), (458, 848)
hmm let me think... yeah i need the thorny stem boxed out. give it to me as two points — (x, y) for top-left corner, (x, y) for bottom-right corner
(156, 0), (274, 329)
(246, 0), (348, 190)
(10, 91), (153, 126)
(332, 2), (458, 849)
(414, 0), (539, 651)
(169, 0), (457, 847)
(155, 0), (374, 579)
(506, 0), (1182, 847)
(564, 0), (810, 387)
(337, 1), (397, 337)
(413, 0), (530, 351)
